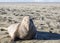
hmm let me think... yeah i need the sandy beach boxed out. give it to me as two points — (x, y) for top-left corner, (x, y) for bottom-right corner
(0, 3), (60, 43)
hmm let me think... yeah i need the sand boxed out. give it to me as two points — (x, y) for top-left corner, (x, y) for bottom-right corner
(0, 3), (60, 43)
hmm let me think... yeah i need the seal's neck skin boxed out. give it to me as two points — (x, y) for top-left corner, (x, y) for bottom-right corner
(19, 16), (36, 39)
(18, 16), (30, 39)
(20, 16), (30, 31)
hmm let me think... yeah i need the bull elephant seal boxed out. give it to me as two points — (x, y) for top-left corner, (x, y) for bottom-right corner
(7, 16), (36, 42)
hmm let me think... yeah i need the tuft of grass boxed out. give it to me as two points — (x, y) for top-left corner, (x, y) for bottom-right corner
(6, 8), (10, 11)
(42, 8), (46, 9)
(1, 11), (7, 14)
(0, 29), (5, 31)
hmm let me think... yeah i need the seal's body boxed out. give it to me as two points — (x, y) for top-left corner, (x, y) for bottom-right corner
(7, 16), (36, 41)
(7, 23), (20, 40)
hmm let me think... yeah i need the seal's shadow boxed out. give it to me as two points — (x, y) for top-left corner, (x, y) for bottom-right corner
(34, 31), (60, 40)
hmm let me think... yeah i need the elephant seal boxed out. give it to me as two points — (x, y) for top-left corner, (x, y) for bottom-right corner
(7, 16), (36, 42)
